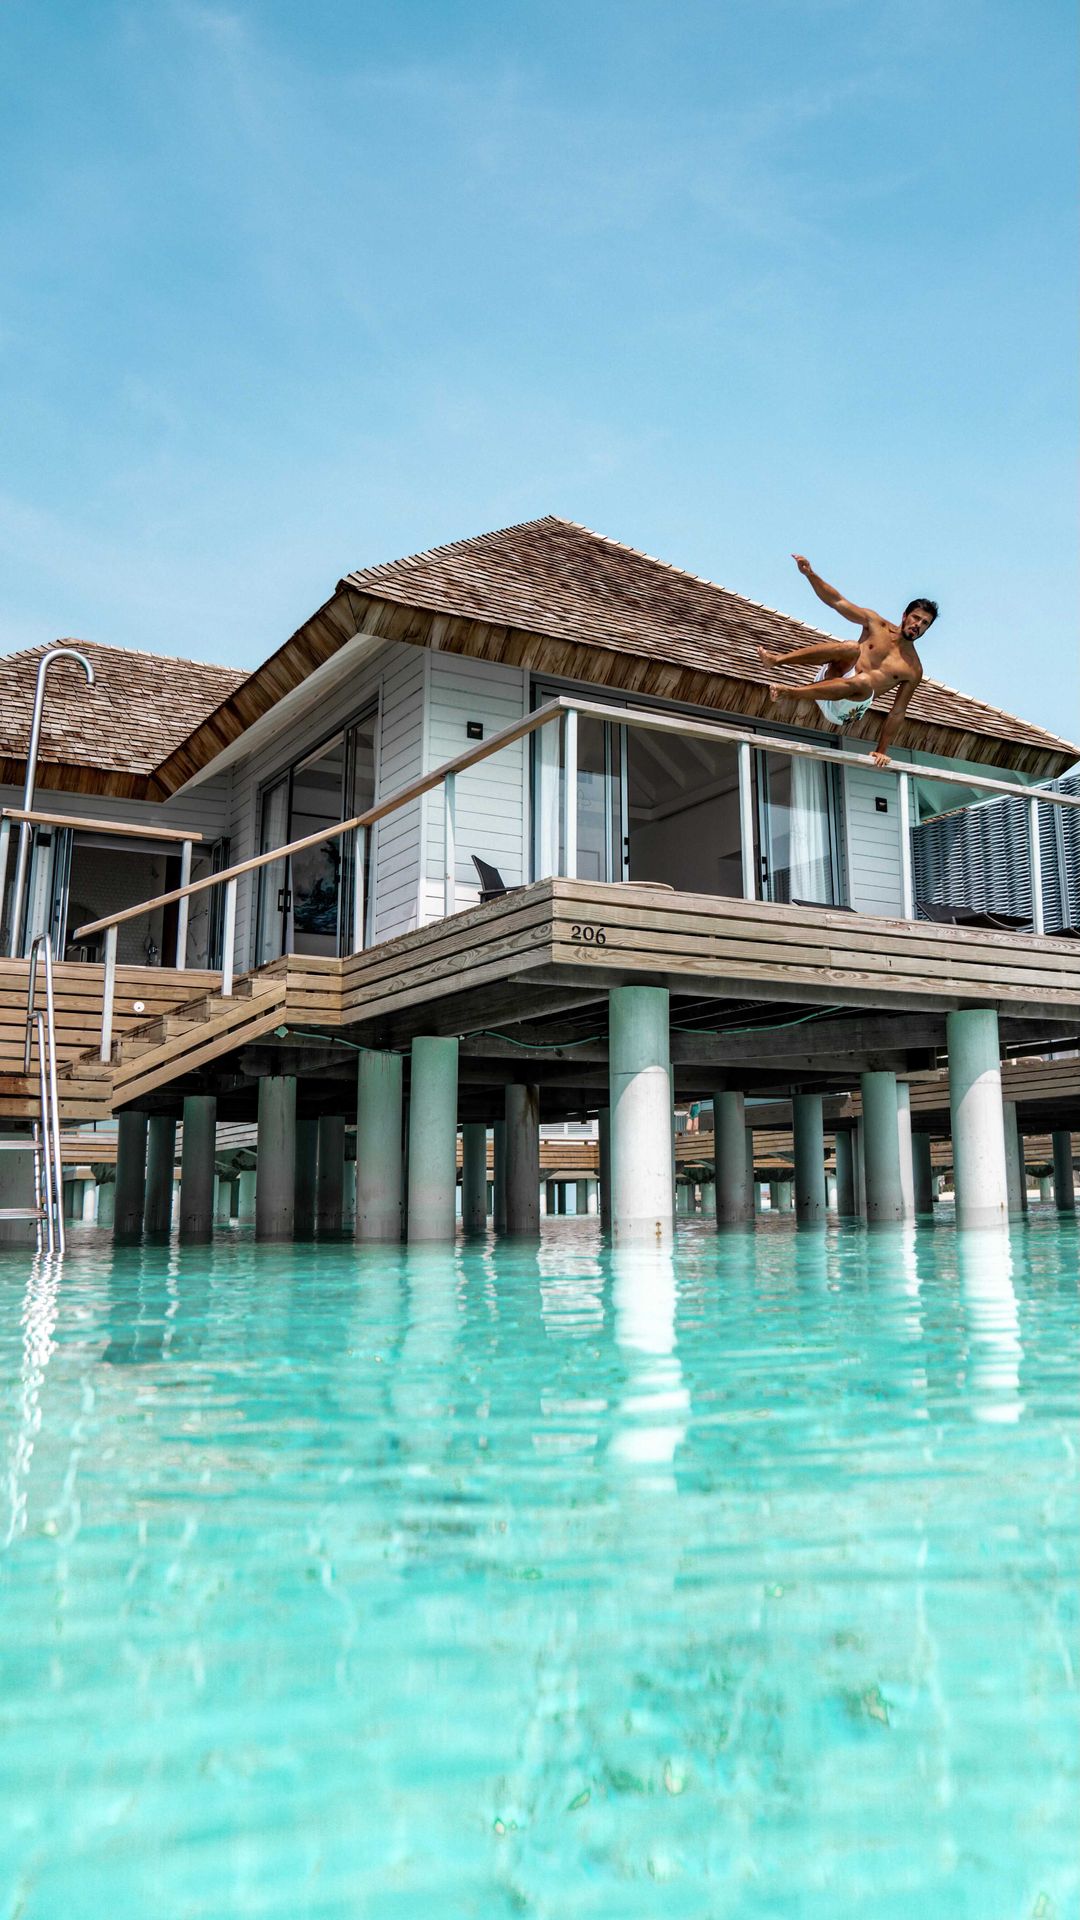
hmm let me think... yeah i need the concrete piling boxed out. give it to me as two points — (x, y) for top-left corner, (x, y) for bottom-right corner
(315, 1116), (346, 1234)
(505, 1083), (540, 1235)
(792, 1092), (826, 1223)
(860, 1072), (903, 1223)
(947, 1009), (1008, 1230)
(179, 1094), (217, 1241)
(406, 1038), (459, 1243)
(712, 1089), (751, 1225)
(143, 1116), (176, 1236)
(356, 1051), (403, 1242)
(1051, 1129), (1076, 1214)
(114, 1110), (149, 1239)
(912, 1133), (935, 1215)
(609, 987), (673, 1243)
(294, 1117), (319, 1238)
(255, 1077), (296, 1241)
(461, 1123), (488, 1233)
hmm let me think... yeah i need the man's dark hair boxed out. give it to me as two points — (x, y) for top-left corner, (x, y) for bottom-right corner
(904, 597), (939, 624)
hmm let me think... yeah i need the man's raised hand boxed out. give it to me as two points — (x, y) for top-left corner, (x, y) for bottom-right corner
(792, 554), (812, 576)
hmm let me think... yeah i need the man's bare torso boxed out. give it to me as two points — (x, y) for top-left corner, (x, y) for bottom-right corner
(848, 612), (922, 696)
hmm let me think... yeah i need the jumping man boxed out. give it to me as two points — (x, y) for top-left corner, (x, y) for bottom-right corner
(758, 555), (938, 768)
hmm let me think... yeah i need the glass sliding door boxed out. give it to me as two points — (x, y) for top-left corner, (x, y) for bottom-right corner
(757, 751), (842, 906)
(254, 773), (291, 966)
(253, 707), (378, 965)
(532, 688), (627, 882)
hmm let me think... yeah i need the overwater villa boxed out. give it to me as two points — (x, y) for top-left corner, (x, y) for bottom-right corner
(1, 515), (1079, 1246)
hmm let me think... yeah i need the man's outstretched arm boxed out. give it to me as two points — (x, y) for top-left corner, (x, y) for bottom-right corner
(870, 679), (919, 767)
(792, 554), (871, 627)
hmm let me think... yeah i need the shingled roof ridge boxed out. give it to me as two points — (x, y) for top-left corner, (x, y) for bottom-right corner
(343, 513), (569, 585)
(2, 635), (248, 679)
(545, 515), (796, 620)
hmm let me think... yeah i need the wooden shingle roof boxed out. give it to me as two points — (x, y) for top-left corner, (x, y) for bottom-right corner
(340, 516), (1077, 770)
(0, 640), (247, 800)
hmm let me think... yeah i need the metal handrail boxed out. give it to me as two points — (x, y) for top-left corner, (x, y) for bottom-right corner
(7, 647), (95, 957)
(24, 935), (64, 1256)
(64, 692), (1080, 1059)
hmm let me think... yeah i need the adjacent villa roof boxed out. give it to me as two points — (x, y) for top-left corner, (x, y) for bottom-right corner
(2, 519), (1075, 798)
(0, 639), (246, 799)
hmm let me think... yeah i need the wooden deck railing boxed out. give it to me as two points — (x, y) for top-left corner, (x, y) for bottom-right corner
(67, 696), (1080, 1062)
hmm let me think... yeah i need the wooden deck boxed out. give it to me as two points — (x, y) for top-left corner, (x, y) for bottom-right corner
(3, 882), (1079, 1125)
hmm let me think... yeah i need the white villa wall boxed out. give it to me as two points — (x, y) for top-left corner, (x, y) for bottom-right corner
(420, 654), (529, 920)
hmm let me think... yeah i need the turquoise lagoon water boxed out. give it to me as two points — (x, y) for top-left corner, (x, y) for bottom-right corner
(1, 1212), (1077, 1920)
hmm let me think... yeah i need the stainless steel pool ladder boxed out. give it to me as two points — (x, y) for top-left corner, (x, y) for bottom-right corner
(0, 935), (65, 1256)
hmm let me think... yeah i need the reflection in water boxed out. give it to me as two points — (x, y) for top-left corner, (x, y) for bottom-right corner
(610, 1243), (688, 1485)
(3, 1253), (61, 1545)
(0, 1221), (1075, 1916)
(958, 1230), (1023, 1424)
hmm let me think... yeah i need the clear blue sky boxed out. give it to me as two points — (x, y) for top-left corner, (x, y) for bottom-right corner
(1, 0), (1076, 737)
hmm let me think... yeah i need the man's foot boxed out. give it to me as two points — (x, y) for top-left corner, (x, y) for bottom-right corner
(768, 683), (781, 703)
(758, 646), (779, 666)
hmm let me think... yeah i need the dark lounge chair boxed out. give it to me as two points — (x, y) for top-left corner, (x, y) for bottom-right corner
(472, 857), (525, 905)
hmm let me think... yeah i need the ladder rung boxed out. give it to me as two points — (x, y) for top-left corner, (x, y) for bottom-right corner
(0, 1141), (37, 1152)
(0, 1207), (45, 1221)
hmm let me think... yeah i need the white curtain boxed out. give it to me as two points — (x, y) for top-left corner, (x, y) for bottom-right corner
(789, 756), (832, 902)
(535, 724), (562, 879)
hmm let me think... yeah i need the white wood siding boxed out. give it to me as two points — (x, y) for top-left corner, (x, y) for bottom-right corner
(842, 764), (904, 916)
(421, 654), (529, 920)
(0, 774), (232, 841)
(372, 644), (426, 943)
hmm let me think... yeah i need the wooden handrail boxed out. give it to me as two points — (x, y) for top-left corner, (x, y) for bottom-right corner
(2, 807), (204, 843)
(72, 700), (564, 941)
(72, 694), (1080, 945)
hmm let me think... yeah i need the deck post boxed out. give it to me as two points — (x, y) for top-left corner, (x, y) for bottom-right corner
(214, 1176), (234, 1226)
(315, 1116), (346, 1233)
(775, 1180), (793, 1211)
(1037, 1174), (1052, 1204)
(1028, 797), (1045, 935)
(179, 1094), (217, 1241)
(853, 1120), (866, 1216)
(406, 1038), (459, 1242)
(609, 986), (673, 1242)
(713, 1090), (750, 1225)
(256, 1077), (296, 1240)
(860, 1072), (903, 1223)
(700, 1179), (716, 1215)
(344, 1158), (357, 1228)
(1051, 1129), (1076, 1214)
(792, 1093), (826, 1223)
(114, 1110), (148, 1239)
(356, 1050), (403, 1242)
(143, 1116), (176, 1235)
(237, 1168), (257, 1223)
(826, 1172), (837, 1211)
(575, 1178), (589, 1216)
(834, 1131), (856, 1215)
(946, 1009), (1008, 1230)
(598, 1106), (611, 1230)
(505, 1083), (541, 1235)
(294, 1117), (319, 1238)
(492, 1119), (508, 1233)
(562, 710), (578, 879)
(738, 741), (756, 899)
(675, 1182), (691, 1217)
(175, 839), (193, 966)
(96, 1179), (115, 1228)
(896, 1083), (916, 1219)
(462, 1123), (488, 1233)
(1002, 1102), (1026, 1216)
(912, 1133), (934, 1215)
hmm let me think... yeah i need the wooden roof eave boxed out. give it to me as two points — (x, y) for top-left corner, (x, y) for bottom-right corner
(146, 583), (1077, 799)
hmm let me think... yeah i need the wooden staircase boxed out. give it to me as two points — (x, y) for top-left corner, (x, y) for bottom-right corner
(60, 966), (292, 1110)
